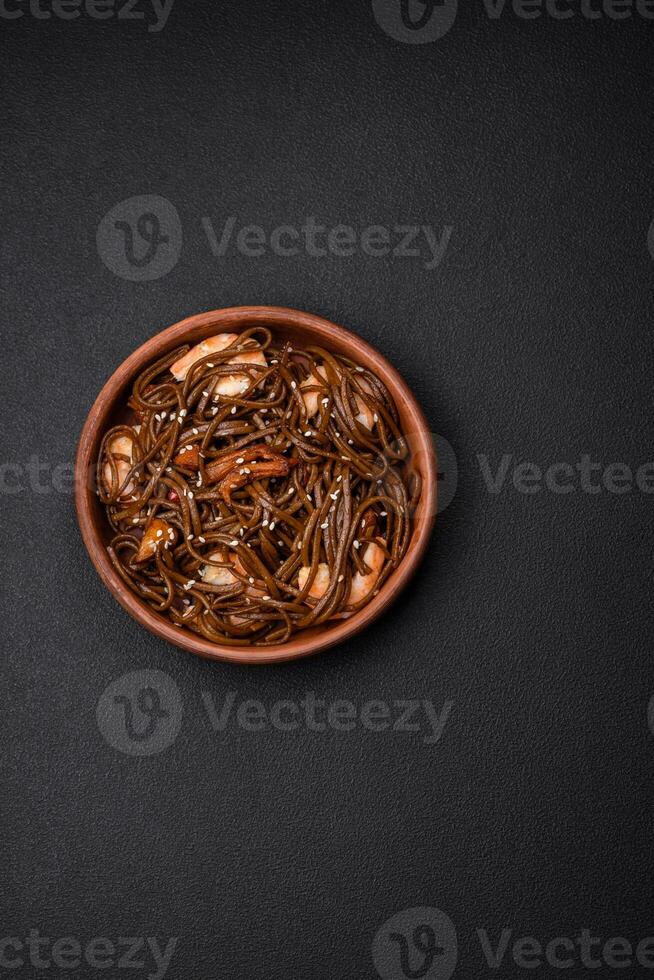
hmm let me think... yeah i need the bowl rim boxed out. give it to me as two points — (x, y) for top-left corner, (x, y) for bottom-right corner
(75, 306), (437, 664)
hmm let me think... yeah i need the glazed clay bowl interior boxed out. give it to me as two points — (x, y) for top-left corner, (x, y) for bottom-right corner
(75, 306), (437, 664)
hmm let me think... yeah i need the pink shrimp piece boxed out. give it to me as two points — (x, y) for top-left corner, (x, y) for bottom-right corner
(301, 363), (374, 429)
(201, 551), (264, 595)
(300, 365), (329, 417)
(103, 426), (140, 497)
(171, 333), (267, 396)
(348, 539), (385, 604)
(297, 562), (331, 599)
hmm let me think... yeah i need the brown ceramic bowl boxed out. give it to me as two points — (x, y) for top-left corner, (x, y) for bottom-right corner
(75, 306), (437, 664)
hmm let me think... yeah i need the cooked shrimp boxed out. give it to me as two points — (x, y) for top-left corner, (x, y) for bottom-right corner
(171, 333), (267, 396)
(201, 551), (263, 595)
(300, 365), (329, 417)
(348, 539), (385, 604)
(200, 551), (240, 587)
(297, 562), (331, 599)
(301, 362), (374, 429)
(200, 550), (265, 626)
(103, 426), (140, 497)
(352, 376), (375, 430)
(134, 518), (174, 563)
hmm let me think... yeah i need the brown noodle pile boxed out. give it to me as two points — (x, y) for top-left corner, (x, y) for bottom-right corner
(98, 328), (420, 646)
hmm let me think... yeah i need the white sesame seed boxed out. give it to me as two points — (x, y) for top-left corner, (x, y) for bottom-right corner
(132, 517), (139, 524)
(304, 430), (312, 437)
(278, 540), (283, 547)
(230, 539), (239, 547)
(155, 413), (161, 422)
(321, 397), (329, 406)
(249, 577), (254, 584)
(156, 529), (163, 538)
(185, 445), (193, 452)
(212, 407), (219, 415)
(239, 528), (244, 536)
(330, 492), (338, 500)
(348, 439), (354, 445)
(269, 521), (275, 530)
(161, 411), (167, 420)
(337, 574), (344, 582)
(188, 491), (194, 499)
(271, 359), (278, 364)
(373, 413), (378, 423)
(380, 511), (387, 517)
(199, 536), (205, 543)
(179, 409), (187, 417)
(231, 406), (237, 414)
(353, 539), (360, 549)
(262, 595), (271, 601)
(183, 580), (195, 590)
(202, 390), (209, 397)
(291, 381), (297, 390)
(243, 467), (251, 474)
(320, 521), (329, 529)
(207, 362), (214, 368)
(336, 475), (342, 482)
(356, 366), (364, 372)
(187, 533), (194, 540)
(168, 529), (174, 538)
(192, 427), (199, 435)
(262, 520), (269, 527)
(236, 457), (245, 464)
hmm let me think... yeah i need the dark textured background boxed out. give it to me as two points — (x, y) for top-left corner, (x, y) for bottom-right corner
(2, 1), (654, 977)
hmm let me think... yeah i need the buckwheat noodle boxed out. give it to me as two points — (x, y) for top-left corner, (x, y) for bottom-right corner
(98, 328), (420, 646)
